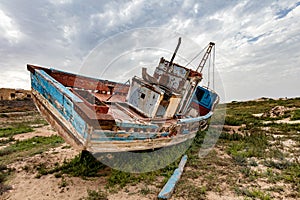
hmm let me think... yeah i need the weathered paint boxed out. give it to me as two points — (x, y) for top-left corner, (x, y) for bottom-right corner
(90, 128), (173, 141)
(176, 80), (192, 114)
(158, 155), (188, 199)
(192, 86), (219, 110)
(115, 120), (159, 129)
(31, 70), (88, 139)
(154, 62), (187, 93)
(160, 132), (169, 137)
(178, 111), (213, 124)
(183, 86), (219, 117)
(88, 133), (195, 152)
(27, 39), (219, 153)
(36, 70), (82, 103)
(31, 89), (86, 150)
(47, 67), (130, 94)
(91, 135), (157, 141)
(127, 76), (163, 118)
(71, 88), (109, 114)
(92, 130), (157, 140)
(163, 95), (181, 118)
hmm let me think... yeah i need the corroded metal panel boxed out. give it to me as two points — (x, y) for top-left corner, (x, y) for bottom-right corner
(127, 77), (163, 118)
(153, 64), (187, 93)
(172, 65), (188, 78)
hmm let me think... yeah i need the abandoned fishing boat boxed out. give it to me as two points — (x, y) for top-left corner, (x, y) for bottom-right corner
(27, 38), (219, 152)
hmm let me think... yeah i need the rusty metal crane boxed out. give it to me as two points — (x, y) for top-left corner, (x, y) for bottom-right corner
(196, 42), (215, 72)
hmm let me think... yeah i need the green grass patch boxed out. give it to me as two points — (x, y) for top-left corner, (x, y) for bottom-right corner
(235, 187), (271, 200)
(263, 123), (300, 133)
(0, 136), (15, 145)
(174, 180), (206, 200)
(219, 132), (244, 141)
(35, 149), (180, 189)
(226, 132), (269, 165)
(291, 109), (300, 120)
(0, 125), (34, 138)
(0, 136), (64, 165)
(282, 163), (300, 194)
(36, 151), (107, 178)
(6, 136), (63, 152)
(0, 165), (13, 195)
(80, 189), (108, 200)
(223, 98), (300, 127)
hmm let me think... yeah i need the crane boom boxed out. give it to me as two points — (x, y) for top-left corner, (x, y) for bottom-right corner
(196, 42), (215, 72)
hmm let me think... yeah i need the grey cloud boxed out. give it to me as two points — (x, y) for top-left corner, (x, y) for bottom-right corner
(0, 0), (299, 102)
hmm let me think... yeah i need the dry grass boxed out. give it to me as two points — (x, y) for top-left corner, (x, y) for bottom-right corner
(1, 98), (300, 200)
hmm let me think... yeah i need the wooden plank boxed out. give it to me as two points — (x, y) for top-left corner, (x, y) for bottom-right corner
(158, 155), (188, 199)
(115, 120), (159, 129)
(91, 132), (158, 141)
(36, 70), (83, 103)
(31, 89), (86, 150)
(88, 132), (196, 152)
(27, 64), (129, 93)
(32, 70), (89, 138)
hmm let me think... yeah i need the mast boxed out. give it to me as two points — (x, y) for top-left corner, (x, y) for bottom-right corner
(169, 37), (181, 67)
(196, 42), (215, 72)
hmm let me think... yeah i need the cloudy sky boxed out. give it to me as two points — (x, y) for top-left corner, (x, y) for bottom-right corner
(0, 0), (299, 102)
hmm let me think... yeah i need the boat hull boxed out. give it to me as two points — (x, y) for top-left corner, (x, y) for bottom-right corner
(28, 65), (216, 153)
(32, 89), (199, 152)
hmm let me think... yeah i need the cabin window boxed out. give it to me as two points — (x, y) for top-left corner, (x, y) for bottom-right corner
(140, 93), (145, 99)
(195, 88), (205, 102)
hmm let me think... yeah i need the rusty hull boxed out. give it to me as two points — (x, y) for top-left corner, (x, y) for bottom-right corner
(27, 60), (216, 153)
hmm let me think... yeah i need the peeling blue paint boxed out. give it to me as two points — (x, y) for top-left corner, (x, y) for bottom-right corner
(116, 121), (159, 129)
(31, 70), (88, 139)
(158, 155), (188, 199)
(192, 86), (218, 110)
(37, 70), (83, 103)
(160, 132), (169, 137)
(178, 111), (212, 124)
(91, 130), (157, 141)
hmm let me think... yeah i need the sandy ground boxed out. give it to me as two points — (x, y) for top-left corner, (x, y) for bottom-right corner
(1, 124), (160, 200)
(13, 125), (57, 141)
(1, 101), (299, 200)
(1, 124), (242, 200)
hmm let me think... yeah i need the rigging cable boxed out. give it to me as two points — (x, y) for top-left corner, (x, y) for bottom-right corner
(184, 44), (209, 69)
(207, 49), (212, 88)
(213, 45), (216, 90)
